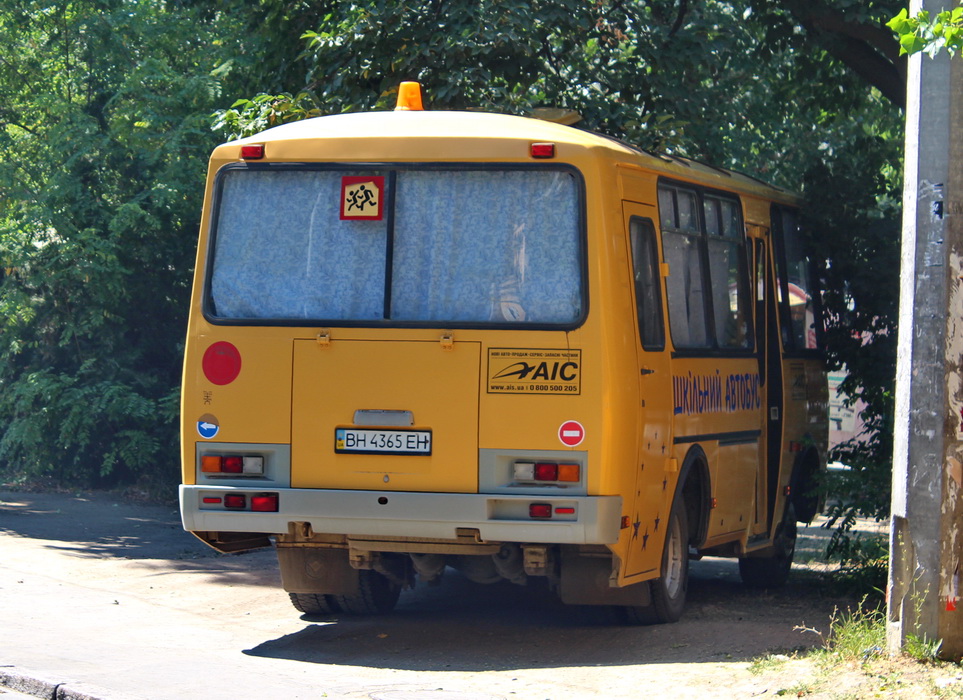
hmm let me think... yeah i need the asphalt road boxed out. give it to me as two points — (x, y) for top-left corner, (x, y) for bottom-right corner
(0, 490), (857, 700)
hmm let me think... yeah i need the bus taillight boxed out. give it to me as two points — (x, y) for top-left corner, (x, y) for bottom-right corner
(201, 491), (277, 512)
(513, 460), (580, 484)
(222, 456), (243, 473)
(199, 455), (264, 475)
(534, 462), (558, 481)
(557, 464), (580, 482)
(201, 455), (221, 472)
(251, 494), (279, 512)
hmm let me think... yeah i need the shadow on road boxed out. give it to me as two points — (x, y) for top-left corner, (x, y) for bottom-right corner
(2, 488), (855, 669)
(242, 558), (845, 670)
(0, 489), (221, 561)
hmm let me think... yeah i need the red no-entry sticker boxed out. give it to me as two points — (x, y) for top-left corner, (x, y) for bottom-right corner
(558, 420), (585, 447)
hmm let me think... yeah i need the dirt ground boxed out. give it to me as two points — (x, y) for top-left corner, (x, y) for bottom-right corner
(0, 489), (957, 699)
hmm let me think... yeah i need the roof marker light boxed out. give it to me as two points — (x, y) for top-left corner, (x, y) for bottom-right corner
(240, 144), (264, 160)
(530, 142), (556, 159)
(395, 82), (424, 111)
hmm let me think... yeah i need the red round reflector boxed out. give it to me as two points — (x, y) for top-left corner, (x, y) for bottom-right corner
(202, 341), (242, 385)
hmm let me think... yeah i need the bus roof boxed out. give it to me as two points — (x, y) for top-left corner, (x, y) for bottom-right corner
(219, 109), (795, 203)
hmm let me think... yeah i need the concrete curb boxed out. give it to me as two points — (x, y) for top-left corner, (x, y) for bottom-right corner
(0, 667), (143, 700)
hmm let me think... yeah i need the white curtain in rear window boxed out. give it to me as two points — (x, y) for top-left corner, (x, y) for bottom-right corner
(390, 170), (580, 323)
(212, 170), (387, 320)
(210, 168), (580, 325)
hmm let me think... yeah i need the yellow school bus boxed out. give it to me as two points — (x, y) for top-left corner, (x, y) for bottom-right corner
(179, 83), (827, 623)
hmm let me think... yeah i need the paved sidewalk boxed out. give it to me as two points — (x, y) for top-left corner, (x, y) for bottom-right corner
(0, 489), (860, 700)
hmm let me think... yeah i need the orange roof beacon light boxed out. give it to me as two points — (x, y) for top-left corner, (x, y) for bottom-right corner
(395, 81), (424, 111)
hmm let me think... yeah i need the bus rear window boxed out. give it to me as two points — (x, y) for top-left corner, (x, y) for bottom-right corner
(207, 166), (583, 326)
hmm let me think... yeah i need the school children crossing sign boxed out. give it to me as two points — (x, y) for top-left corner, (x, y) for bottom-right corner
(340, 176), (384, 220)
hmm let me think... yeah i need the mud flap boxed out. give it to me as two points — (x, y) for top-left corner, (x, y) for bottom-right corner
(276, 546), (360, 595)
(559, 550), (652, 606)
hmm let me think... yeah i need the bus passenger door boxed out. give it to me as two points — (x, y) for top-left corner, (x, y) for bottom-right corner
(753, 234), (784, 538)
(622, 203), (673, 580)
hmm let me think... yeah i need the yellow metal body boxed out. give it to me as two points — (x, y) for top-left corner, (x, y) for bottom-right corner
(180, 107), (827, 589)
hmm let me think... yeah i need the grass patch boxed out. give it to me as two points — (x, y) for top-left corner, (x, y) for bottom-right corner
(751, 601), (963, 698)
(749, 652), (795, 675)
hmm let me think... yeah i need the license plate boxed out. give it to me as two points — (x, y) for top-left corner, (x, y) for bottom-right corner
(335, 428), (432, 455)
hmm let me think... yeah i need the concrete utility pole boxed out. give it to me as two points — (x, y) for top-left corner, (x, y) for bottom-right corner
(888, 0), (963, 661)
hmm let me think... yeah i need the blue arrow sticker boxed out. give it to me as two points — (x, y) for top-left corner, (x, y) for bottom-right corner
(197, 419), (219, 440)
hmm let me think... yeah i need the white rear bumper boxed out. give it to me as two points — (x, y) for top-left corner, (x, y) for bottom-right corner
(180, 485), (622, 545)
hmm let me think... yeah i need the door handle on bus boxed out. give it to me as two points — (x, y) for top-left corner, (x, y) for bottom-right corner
(640, 367), (656, 376)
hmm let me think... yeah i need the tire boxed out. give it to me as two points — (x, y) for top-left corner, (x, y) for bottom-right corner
(334, 569), (401, 615)
(619, 499), (689, 625)
(739, 503), (797, 589)
(289, 592), (341, 615)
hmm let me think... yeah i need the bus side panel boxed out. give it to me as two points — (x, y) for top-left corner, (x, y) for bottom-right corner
(181, 332), (294, 485)
(669, 356), (762, 546)
(617, 195), (675, 583)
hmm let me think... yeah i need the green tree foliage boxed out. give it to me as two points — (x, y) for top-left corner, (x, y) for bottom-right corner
(887, 6), (963, 57)
(0, 0), (905, 527)
(0, 1), (254, 488)
(747, 0), (906, 106)
(218, 0), (905, 527)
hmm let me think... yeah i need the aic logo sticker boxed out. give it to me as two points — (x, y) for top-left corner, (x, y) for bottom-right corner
(487, 348), (581, 395)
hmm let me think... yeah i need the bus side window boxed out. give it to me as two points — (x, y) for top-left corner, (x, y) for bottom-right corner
(659, 186), (710, 348)
(629, 217), (665, 351)
(772, 206), (820, 351)
(704, 195), (752, 349)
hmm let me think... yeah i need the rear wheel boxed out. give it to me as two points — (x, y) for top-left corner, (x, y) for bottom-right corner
(289, 592), (341, 615)
(334, 569), (401, 615)
(739, 503), (797, 589)
(619, 499), (689, 625)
